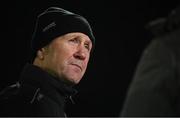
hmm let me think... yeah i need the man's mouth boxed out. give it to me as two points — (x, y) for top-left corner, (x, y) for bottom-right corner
(71, 63), (82, 71)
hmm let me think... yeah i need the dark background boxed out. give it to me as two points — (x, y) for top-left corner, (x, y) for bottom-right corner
(1, 0), (180, 116)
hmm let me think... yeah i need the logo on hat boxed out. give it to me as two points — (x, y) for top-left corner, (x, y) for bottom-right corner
(43, 22), (56, 32)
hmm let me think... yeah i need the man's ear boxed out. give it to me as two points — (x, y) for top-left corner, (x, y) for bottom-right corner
(37, 48), (46, 60)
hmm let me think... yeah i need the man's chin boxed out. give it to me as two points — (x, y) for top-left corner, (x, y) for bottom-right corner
(61, 77), (81, 86)
(69, 78), (81, 85)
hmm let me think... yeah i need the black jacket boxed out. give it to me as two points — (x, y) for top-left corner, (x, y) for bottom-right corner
(120, 29), (180, 116)
(0, 63), (77, 117)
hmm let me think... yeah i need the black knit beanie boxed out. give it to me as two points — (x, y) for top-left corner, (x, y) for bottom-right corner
(30, 7), (95, 62)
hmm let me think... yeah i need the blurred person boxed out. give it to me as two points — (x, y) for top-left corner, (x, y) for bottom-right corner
(120, 5), (180, 117)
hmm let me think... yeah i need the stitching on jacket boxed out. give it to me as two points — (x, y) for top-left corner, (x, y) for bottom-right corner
(30, 88), (40, 104)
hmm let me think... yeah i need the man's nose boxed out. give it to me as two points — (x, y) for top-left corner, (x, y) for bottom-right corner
(73, 46), (86, 60)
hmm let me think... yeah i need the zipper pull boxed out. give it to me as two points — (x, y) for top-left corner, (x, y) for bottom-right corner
(69, 96), (75, 104)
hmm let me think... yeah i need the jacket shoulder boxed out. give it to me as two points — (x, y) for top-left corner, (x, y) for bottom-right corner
(0, 82), (20, 100)
(0, 82), (65, 116)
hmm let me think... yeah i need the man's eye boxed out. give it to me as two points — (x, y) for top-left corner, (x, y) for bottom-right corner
(69, 38), (79, 43)
(84, 44), (90, 50)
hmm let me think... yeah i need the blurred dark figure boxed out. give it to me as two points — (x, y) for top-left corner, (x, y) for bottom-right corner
(120, 5), (180, 117)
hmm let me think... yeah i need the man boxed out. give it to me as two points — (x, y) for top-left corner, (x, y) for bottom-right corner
(0, 7), (95, 117)
(120, 5), (180, 116)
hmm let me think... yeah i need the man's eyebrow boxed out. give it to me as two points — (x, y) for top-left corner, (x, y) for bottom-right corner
(63, 35), (77, 40)
(67, 34), (92, 44)
(85, 39), (92, 44)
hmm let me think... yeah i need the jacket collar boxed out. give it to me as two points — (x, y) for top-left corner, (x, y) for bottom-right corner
(19, 63), (77, 104)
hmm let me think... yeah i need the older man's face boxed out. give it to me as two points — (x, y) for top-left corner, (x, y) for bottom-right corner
(41, 32), (92, 84)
